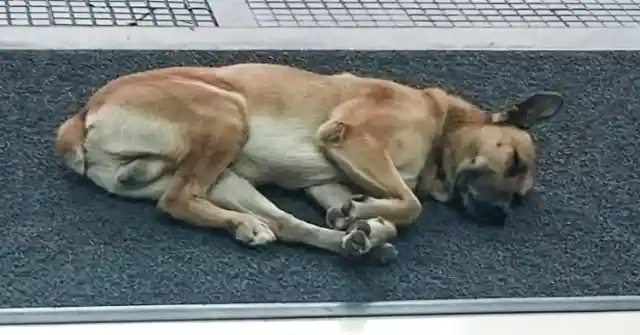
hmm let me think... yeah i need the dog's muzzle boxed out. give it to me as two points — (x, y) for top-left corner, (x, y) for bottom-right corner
(454, 172), (514, 225)
(460, 187), (512, 225)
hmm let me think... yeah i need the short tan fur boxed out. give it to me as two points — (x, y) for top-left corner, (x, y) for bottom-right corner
(55, 63), (564, 258)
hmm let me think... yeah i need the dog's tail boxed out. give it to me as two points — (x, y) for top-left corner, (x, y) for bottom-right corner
(54, 105), (90, 175)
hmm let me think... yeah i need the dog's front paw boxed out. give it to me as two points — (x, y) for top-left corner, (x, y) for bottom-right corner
(234, 216), (276, 247)
(340, 218), (399, 259)
(325, 194), (371, 230)
(340, 220), (373, 256)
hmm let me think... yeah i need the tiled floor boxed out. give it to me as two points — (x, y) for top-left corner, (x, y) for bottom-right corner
(1, 0), (639, 27)
(252, 0), (640, 27)
(0, 0), (218, 27)
(246, 0), (640, 27)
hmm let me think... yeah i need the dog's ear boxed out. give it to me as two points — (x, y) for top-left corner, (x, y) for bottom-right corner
(492, 91), (565, 129)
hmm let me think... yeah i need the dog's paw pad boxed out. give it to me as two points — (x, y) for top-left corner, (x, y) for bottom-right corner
(339, 198), (355, 216)
(326, 204), (354, 231)
(348, 219), (372, 236)
(340, 194), (370, 215)
(327, 195), (377, 231)
(341, 229), (372, 256)
(325, 206), (347, 229)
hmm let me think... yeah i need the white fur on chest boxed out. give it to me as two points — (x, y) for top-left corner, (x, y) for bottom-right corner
(231, 116), (339, 189)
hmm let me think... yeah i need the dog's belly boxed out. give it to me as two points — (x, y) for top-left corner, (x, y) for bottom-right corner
(231, 116), (340, 189)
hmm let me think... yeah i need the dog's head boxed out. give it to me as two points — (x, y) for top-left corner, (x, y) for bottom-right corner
(442, 92), (565, 224)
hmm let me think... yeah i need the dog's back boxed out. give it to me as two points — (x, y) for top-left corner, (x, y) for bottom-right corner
(56, 64), (434, 196)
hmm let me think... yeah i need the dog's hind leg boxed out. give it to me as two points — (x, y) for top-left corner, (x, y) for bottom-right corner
(210, 171), (381, 256)
(314, 117), (422, 230)
(156, 115), (280, 247)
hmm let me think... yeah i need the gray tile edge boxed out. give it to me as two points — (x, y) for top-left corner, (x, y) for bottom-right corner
(207, 0), (258, 27)
(1, 296), (639, 325)
(0, 27), (640, 50)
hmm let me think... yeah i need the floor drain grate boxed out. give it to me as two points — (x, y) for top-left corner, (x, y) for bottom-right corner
(0, 0), (219, 27)
(246, 0), (640, 28)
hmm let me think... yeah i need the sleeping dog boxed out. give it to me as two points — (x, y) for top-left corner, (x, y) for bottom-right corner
(55, 63), (564, 259)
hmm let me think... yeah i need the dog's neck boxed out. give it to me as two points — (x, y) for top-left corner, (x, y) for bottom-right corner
(440, 93), (492, 136)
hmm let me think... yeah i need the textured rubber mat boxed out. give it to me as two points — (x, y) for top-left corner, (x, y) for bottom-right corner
(0, 0), (218, 27)
(246, 0), (640, 27)
(0, 51), (638, 308)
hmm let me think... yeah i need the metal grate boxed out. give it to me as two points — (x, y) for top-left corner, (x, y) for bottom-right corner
(246, 0), (640, 27)
(0, 0), (219, 27)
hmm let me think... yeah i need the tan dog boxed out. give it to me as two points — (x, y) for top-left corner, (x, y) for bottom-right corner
(54, 63), (564, 259)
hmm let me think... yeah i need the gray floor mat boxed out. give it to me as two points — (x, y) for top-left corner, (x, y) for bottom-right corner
(0, 50), (638, 308)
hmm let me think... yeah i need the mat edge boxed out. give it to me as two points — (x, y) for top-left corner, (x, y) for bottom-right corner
(1, 296), (639, 325)
(1, 27), (640, 50)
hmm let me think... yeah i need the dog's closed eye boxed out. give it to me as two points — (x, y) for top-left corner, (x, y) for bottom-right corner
(505, 149), (527, 178)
